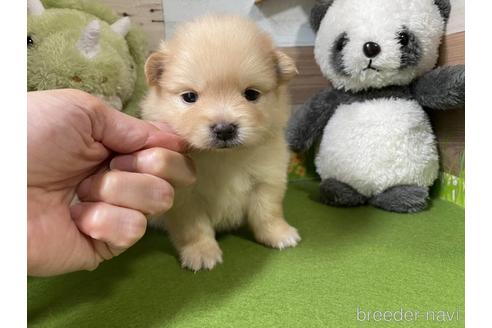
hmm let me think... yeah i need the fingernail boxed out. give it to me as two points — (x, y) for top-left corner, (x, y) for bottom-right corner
(110, 155), (136, 172)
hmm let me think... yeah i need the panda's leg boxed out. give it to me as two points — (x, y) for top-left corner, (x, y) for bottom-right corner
(320, 178), (368, 207)
(369, 185), (429, 213)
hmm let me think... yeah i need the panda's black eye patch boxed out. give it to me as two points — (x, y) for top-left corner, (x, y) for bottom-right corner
(335, 33), (349, 52)
(397, 27), (422, 69)
(27, 35), (34, 48)
(331, 32), (350, 76)
(397, 31), (410, 47)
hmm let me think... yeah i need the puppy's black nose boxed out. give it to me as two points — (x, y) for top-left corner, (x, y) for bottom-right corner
(363, 42), (381, 58)
(211, 123), (238, 141)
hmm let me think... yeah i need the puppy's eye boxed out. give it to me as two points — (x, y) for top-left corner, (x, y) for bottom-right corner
(181, 91), (198, 103)
(243, 88), (261, 102)
(397, 31), (410, 47)
(27, 35), (34, 48)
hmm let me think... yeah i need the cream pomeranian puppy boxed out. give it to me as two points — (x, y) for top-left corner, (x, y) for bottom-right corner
(141, 15), (300, 271)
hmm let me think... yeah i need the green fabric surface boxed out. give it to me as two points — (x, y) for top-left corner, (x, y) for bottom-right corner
(28, 180), (464, 327)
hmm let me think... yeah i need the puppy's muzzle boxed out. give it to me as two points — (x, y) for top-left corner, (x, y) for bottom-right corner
(211, 123), (238, 142)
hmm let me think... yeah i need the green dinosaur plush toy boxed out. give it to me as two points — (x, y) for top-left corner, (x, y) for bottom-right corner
(27, 0), (148, 117)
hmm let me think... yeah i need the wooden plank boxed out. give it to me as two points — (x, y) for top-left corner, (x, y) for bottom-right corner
(428, 108), (465, 175)
(435, 31), (465, 175)
(281, 46), (329, 106)
(439, 31), (465, 66)
(101, 0), (165, 52)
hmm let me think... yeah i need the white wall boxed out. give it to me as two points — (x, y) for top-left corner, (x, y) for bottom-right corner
(448, 0), (465, 34)
(163, 0), (464, 47)
(163, 0), (317, 46)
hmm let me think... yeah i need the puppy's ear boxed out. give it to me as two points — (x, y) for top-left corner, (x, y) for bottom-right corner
(274, 50), (298, 84)
(145, 49), (167, 87)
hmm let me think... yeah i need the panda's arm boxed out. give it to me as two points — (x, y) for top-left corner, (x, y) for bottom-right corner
(411, 65), (465, 110)
(286, 88), (340, 153)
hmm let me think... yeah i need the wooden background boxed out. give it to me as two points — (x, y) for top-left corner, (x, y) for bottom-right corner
(433, 32), (465, 176)
(101, 0), (165, 51)
(102, 0), (465, 176)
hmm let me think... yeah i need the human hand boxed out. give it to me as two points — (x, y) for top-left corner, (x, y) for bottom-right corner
(28, 89), (196, 276)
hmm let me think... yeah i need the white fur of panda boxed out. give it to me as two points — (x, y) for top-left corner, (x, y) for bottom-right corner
(315, 98), (439, 197)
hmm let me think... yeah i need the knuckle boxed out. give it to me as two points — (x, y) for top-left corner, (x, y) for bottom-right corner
(112, 239), (131, 250)
(69, 89), (102, 109)
(150, 183), (175, 215)
(113, 212), (147, 249)
(86, 205), (108, 239)
(85, 256), (102, 272)
(134, 217), (148, 240)
(148, 148), (172, 175)
(86, 262), (99, 271)
(98, 171), (121, 200)
(126, 213), (148, 246)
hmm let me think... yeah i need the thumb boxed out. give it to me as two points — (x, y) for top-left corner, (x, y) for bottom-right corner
(77, 91), (187, 153)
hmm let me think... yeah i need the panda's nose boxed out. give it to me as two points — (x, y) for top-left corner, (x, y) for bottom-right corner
(363, 42), (381, 58)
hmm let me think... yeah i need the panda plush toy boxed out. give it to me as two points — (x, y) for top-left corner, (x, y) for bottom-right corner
(287, 0), (465, 213)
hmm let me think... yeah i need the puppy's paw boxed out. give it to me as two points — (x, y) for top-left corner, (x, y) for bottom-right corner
(255, 221), (301, 250)
(180, 239), (223, 272)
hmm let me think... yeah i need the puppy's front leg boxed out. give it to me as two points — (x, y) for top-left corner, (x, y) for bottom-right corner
(165, 212), (222, 271)
(247, 183), (301, 249)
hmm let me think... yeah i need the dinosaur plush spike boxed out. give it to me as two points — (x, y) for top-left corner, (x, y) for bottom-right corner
(76, 20), (101, 59)
(111, 16), (131, 37)
(27, 0), (45, 16)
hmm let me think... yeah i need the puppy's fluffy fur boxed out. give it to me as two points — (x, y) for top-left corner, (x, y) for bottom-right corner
(141, 15), (300, 271)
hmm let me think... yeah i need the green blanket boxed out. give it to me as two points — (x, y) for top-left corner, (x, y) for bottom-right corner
(28, 180), (464, 327)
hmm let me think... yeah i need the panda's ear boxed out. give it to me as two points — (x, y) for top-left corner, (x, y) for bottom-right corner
(434, 0), (451, 22)
(310, 0), (335, 33)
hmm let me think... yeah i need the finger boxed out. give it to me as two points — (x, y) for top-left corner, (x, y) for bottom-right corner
(57, 89), (189, 153)
(109, 147), (197, 188)
(145, 122), (190, 153)
(92, 104), (188, 153)
(71, 202), (147, 257)
(77, 170), (174, 215)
